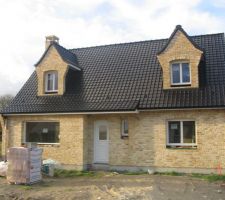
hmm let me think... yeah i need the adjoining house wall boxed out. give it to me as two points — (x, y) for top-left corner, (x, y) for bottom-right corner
(5, 115), (87, 170)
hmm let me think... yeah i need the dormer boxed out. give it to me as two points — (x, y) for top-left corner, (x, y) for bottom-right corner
(35, 35), (81, 96)
(157, 25), (203, 89)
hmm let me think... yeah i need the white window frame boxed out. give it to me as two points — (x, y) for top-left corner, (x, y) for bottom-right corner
(45, 71), (58, 93)
(170, 62), (191, 86)
(121, 119), (129, 137)
(23, 121), (60, 145)
(166, 120), (197, 147)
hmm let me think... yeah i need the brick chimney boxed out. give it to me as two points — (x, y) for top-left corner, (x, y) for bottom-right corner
(45, 35), (59, 49)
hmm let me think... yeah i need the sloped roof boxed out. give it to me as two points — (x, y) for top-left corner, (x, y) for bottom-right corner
(157, 25), (203, 55)
(35, 42), (80, 69)
(2, 32), (225, 114)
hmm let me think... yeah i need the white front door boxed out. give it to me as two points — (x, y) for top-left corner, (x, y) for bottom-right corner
(94, 121), (109, 163)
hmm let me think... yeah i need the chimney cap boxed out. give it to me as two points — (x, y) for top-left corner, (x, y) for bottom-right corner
(46, 35), (59, 42)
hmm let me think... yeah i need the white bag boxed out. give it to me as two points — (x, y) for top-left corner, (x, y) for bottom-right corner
(0, 161), (8, 177)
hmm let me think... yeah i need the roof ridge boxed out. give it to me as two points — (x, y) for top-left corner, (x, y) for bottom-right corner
(69, 32), (224, 51)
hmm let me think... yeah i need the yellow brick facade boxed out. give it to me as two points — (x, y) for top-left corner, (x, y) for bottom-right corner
(36, 46), (68, 96)
(2, 110), (225, 173)
(157, 30), (203, 89)
(2, 115), (86, 170)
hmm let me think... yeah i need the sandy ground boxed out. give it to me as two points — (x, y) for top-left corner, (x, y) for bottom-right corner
(0, 174), (224, 200)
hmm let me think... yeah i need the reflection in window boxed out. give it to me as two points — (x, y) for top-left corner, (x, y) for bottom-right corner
(171, 62), (190, 85)
(26, 122), (59, 143)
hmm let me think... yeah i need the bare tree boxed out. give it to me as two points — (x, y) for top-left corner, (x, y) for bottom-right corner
(0, 94), (14, 111)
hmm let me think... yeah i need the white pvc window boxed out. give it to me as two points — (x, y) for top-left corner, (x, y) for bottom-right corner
(171, 62), (191, 85)
(45, 71), (58, 93)
(167, 120), (196, 146)
(121, 119), (129, 137)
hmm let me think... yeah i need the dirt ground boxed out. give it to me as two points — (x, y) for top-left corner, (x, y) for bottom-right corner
(0, 174), (225, 200)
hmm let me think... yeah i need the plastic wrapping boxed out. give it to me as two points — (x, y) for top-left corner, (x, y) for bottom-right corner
(7, 147), (42, 184)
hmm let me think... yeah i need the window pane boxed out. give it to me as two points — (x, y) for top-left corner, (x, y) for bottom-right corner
(183, 121), (195, 143)
(99, 125), (107, 140)
(26, 122), (59, 143)
(46, 72), (58, 91)
(182, 63), (190, 83)
(172, 64), (180, 83)
(54, 72), (58, 90)
(122, 120), (129, 135)
(47, 74), (53, 91)
(168, 121), (181, 143)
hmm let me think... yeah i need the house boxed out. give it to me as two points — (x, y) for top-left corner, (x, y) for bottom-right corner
(1, 25), (225, 173)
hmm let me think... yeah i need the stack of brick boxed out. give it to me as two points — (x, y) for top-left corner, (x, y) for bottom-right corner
(7, 147), (42, 184)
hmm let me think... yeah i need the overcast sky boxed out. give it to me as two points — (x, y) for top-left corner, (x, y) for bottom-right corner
(0, 0), (225, 96)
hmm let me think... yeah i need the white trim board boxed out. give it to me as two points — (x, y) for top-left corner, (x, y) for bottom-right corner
(3, 110), (139, 116)
(2, 107), (225, 117)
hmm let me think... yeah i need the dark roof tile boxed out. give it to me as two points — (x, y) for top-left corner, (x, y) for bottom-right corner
(2, 32), (225, 114)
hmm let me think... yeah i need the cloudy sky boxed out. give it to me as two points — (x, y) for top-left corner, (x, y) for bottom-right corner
(0, 0), (225, 96)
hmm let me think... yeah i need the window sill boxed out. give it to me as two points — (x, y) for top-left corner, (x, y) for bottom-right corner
(38, 143), (60, 147)
(166, 145), (197, 150)
(170, 84), (191, 87)
(44, 91), (58, 94)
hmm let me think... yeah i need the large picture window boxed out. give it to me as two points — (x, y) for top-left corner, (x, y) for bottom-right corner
(171, 62), (191, 85)
(167, 121), (196, 147)
(25, 122), (59, 144)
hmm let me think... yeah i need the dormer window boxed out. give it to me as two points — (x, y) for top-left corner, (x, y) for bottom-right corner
(45, 71), (58, 93)
(171, 62), (191, 86)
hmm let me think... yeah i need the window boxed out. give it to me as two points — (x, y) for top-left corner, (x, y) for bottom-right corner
(121, 119), (129, 137)
(171, 62), (190, 85)
(25, 122), (59, 144)
(45, 71), (58, 93)
(99, 125), (107, 140)
(167, 121), (196, 147)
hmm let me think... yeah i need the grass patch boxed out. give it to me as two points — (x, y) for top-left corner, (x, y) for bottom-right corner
(121, 171), (148, 175)
(155, 171), (225, 182)
(18, 185), (33, 190)
(154, 171), (184, 176)
(54, 169), (96, 178)
(191, 173), (225, 182)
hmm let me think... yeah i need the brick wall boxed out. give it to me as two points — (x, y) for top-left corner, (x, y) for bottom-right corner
(3, 115), (86, 170)
(157, 30), (203, 89)
(2, 109), (225, 172)
(36, 46), (68, 96)
(88, 110), (225, 171)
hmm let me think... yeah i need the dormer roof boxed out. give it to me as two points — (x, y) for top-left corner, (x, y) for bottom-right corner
(35, 42), (81, 71)
(157, 25), (204, 55)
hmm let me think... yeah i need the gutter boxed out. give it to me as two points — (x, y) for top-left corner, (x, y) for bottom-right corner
(138, 107), (225, 112)
(3, 106), (225, 117)
(2, 109), (139, 116)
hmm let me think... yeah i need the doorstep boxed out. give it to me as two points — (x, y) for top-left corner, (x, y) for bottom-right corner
(91, 163), (109, 171)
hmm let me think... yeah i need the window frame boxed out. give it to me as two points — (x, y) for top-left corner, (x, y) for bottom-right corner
(45, 71), (58, 93)
(166, 120), (197, 147)
(170, 62), (191, 86)
(121, 119), (129, 137)
(23, 121), (60, 145)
